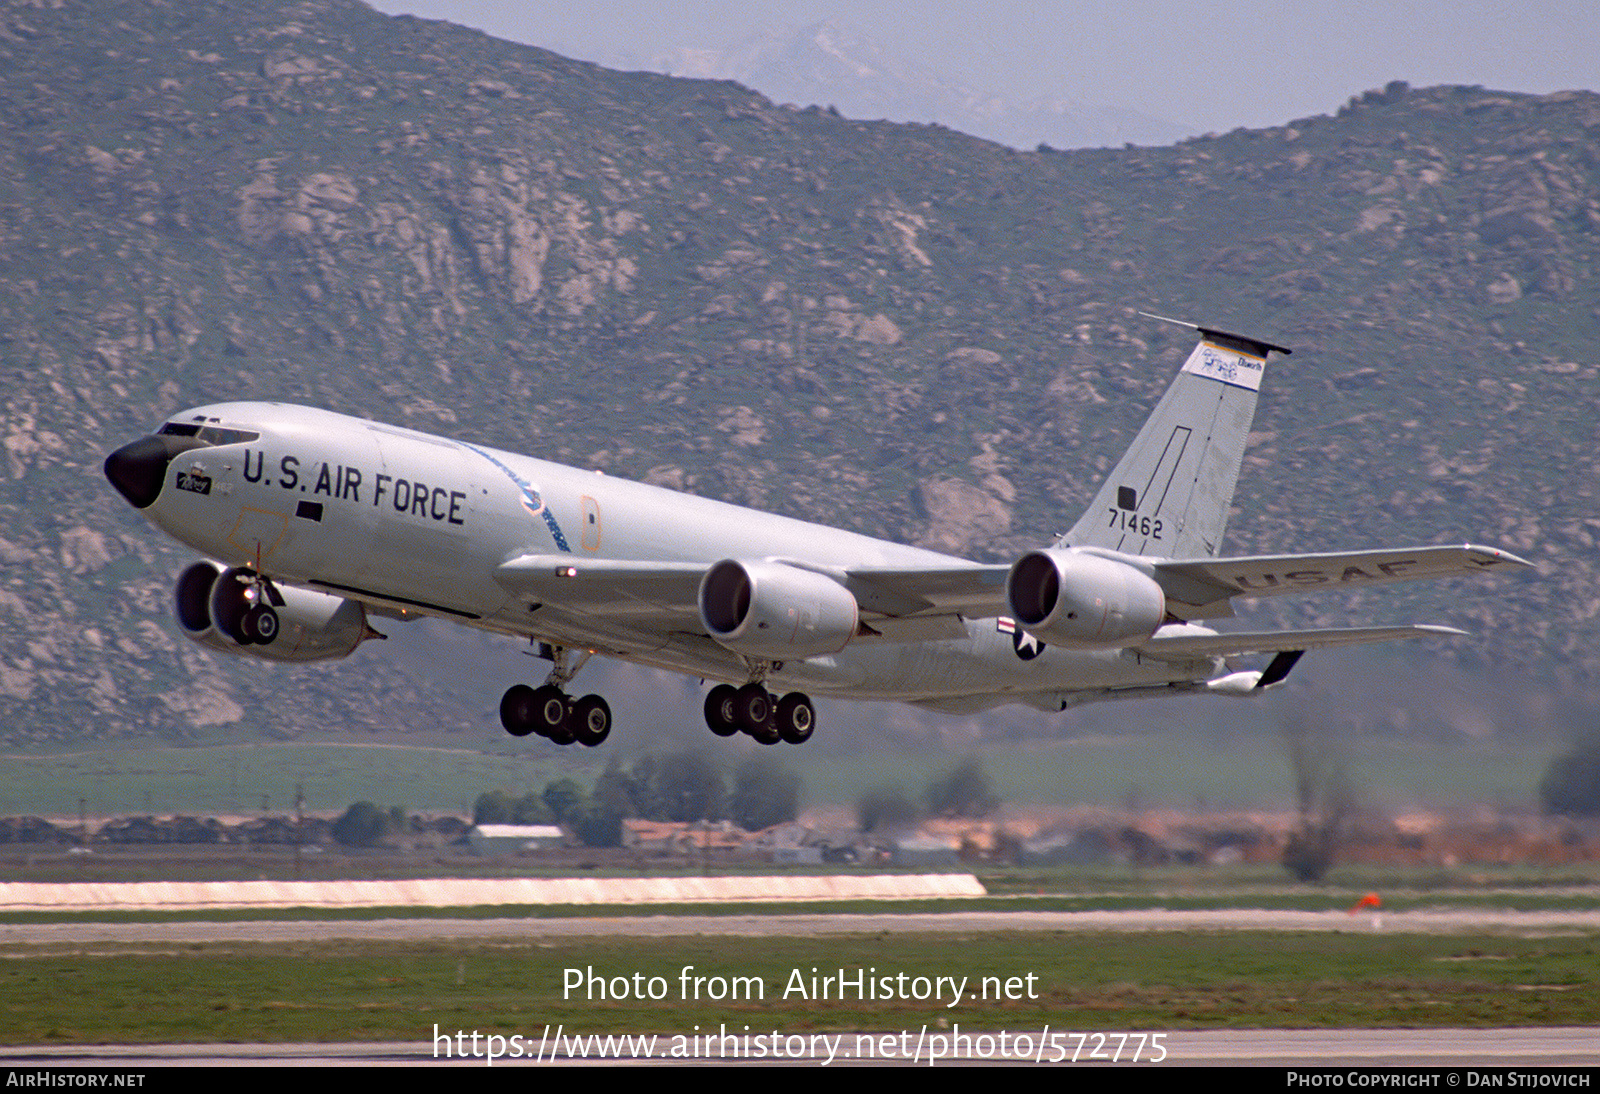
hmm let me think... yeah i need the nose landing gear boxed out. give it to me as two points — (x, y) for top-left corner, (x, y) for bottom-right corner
(213, 568), (283, 647)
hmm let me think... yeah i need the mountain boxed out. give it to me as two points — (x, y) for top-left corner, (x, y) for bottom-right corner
(0, 0), (1595, 746)
(641, 20), (1192, 150)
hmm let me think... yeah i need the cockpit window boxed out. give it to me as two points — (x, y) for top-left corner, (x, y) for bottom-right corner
(158, 422), (260, 445)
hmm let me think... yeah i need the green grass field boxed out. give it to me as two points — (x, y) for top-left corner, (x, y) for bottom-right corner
(3, 929), (1596, 1044)
(0, 733), (1585, 1046)
(0, 733), (1552, 818)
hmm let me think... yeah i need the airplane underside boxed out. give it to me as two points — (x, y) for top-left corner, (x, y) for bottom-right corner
(474, 606), (1230, 747)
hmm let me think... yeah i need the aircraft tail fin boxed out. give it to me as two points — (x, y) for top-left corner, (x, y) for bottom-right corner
(1062, 317), (1291, 559)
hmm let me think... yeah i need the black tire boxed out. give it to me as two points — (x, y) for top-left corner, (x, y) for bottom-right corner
(531, 685), (572, 742)
(775, 692), (815, 744)
(704, 684), (740, 737)
(733, 683), (771, 736)
(571, 694), (611, 747)
(243, 604), (279, 645)
(214, 581), (253, 645)
(499, 684), (537, 737)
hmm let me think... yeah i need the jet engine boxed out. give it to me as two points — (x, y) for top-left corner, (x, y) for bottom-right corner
(174, 561), (372, 663)
(1006, 548), (1166, 648)
(699, 559), (858, 660)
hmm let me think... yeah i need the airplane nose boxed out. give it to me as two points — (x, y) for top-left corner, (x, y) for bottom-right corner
(103, 435), (200, 509)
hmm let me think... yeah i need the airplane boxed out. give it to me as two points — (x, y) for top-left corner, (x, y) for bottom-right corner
(103, 317), (1529, 747)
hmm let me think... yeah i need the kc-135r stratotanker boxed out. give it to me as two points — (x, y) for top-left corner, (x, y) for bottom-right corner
(104, 319), (1528, 747)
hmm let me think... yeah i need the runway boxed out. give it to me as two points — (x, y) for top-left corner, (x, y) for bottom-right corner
(6, 906), (1600, 946)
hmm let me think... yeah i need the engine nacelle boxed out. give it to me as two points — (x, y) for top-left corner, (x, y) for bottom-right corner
(1006, 548), (1166, 649)
(699, 559), (859, 660)
(174, 561), (370, 663)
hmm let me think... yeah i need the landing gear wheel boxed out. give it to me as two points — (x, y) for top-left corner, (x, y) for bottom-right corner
(242, 604), (279, 645)
(734, 683), (772, 737)
(499, 684), (537, 737)
(571, 694), (611, 747)
(774, 692), (815, 744)
(215, 583), (254, 645)
(704, 684), (740, 737)
(531, 685), (573, 743)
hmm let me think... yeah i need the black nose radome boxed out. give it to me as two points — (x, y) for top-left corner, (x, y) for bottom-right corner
(103, 435), (204, 509)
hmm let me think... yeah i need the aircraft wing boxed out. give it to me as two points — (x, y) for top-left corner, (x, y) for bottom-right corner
(493, 554), (1011, 628)
(1148, 543), (1531, 618)
(1135, 623), (1467, 660)
(830, 563), (1010, 617)
(493, 545), (1522, 645)
(494, 555), (708, 625)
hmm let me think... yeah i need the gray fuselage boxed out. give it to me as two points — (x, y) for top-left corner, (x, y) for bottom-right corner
(137, 402), (1220, 710)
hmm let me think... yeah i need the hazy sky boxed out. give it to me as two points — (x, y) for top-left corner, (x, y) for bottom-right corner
(373, 0), (1599, 135)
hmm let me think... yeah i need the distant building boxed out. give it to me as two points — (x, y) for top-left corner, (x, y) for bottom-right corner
(621, 819), (745, 857)
(467, 824), (566, 854)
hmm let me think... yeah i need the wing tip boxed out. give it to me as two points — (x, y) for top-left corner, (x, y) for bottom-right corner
(1463, 544), (1535, 569)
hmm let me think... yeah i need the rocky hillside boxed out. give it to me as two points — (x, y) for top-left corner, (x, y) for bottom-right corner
(0, 0), (1595, 744)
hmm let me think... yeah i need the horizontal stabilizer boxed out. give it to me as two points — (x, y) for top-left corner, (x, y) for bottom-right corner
(1136, 623), (1467, 660)
(1137, 312), (1294, 360)
(1149, 543), (1531, 618)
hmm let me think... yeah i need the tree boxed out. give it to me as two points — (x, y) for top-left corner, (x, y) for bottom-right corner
(658, 750), (726, 822)
(925, 758), (999, 818)
(594, 755), (638, 819)
(1541, 728), (1600, 816)
(331, 801), (388, 848)
(541, 778), (585, 824)
(1280, 712), (1355, 883)
(567, 797), (625, 848)
(625, 753), (668, 820)
(630, 750), (725, 822)
(856, 785), (920, 833)
(728, 755), (803, 831)
(473, 790), (515, 825)
(513, 791), (554, 825)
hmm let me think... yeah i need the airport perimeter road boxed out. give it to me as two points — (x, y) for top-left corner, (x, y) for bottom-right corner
(6, 906), (1600, 946)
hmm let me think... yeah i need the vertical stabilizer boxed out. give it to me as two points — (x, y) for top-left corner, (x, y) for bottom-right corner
(1063, 319), (1291, 559)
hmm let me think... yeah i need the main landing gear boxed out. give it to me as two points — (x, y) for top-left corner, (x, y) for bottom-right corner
(496, 644), (815, 748)
(499, 646), (611, 747)
(703, 682), (815, 745)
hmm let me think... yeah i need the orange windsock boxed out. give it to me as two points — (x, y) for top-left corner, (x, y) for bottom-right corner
(1349, 892), (1382, 913)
